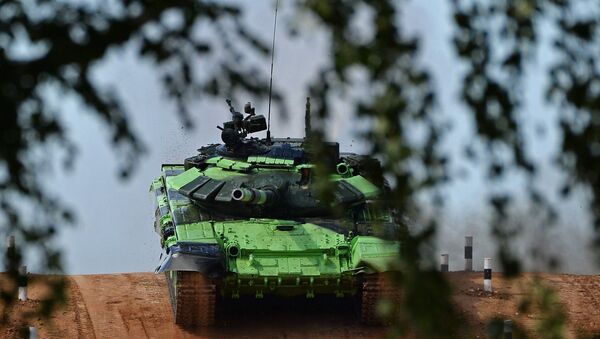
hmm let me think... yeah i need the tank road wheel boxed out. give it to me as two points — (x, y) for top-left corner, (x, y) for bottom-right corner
(360, 273), (401, 325)
(165, 271), (217, 327)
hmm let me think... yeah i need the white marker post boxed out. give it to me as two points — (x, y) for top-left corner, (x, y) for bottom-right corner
(503, 319), (512, 339)
(18, 265), (27, 301)
(28, 326), (37, 339)
(464, 236), (473, 272)
(440, 254), (449, 272)
(7, 235), (15, 249)
(483, 258), (492, 292)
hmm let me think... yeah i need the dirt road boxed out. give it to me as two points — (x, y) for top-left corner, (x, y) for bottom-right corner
(1, 272), (599, 338)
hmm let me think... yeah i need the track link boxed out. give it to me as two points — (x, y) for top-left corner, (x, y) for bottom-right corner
(165, 271), (217, 327)
(360, 273), (401, 325)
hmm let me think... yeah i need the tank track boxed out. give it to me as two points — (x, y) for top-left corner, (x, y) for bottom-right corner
(360, 273), (401, 325)
(165, 271), (218, 327)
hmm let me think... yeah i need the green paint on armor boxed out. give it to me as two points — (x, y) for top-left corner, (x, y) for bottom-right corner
(341, 175), (380, 199)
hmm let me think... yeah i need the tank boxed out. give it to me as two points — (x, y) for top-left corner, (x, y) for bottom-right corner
(150, 99), (402, 327)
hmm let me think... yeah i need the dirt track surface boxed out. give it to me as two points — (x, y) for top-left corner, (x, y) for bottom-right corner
(1, 272), (599, 338)
(450, 272), (600, 338)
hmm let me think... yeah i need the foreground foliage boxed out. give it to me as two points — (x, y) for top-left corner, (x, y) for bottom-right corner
(2, 0), (598, 336)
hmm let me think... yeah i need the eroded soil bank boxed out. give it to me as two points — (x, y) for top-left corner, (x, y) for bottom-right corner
(1, 272), (599, 338)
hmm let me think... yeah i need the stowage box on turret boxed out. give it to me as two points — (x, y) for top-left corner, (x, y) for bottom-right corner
(150, 100), (402, 327)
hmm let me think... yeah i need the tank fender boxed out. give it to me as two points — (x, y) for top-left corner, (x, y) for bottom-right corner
(156, 242), (224, 275)
(350, 236), (400, 273)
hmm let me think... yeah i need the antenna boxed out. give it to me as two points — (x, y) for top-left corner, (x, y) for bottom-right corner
(266, 0), (279, 144)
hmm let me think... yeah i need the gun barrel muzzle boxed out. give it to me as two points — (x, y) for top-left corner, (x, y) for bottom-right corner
(231, 187), (277, 205)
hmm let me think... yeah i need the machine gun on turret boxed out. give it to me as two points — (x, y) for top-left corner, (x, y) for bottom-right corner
(218, 100), (267, 150)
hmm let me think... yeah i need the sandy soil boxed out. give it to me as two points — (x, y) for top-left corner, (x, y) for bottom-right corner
(1, 272), (599, 338)
(448, 272), (600, 338)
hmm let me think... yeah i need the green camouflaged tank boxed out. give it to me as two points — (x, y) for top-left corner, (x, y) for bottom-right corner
(151, 100), (401, 327)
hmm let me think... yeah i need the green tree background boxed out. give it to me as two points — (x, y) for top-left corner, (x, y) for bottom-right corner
(1, 0), (599, 337)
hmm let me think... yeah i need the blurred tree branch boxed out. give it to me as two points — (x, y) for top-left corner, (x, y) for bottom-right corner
(0, 0), (278, 326)
(1, 0), (599, 336)
(451, 0), (600, 268)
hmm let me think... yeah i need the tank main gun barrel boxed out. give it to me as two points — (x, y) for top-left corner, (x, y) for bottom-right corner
(231, 187), (277, 205)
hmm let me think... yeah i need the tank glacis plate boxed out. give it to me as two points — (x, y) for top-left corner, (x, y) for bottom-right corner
(150, 102), (401, 327)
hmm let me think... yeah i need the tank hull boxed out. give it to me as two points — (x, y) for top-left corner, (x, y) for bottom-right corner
(156, 218), (399, 299)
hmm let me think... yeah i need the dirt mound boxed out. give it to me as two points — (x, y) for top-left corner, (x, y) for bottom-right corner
(1, 272), (599, 338)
